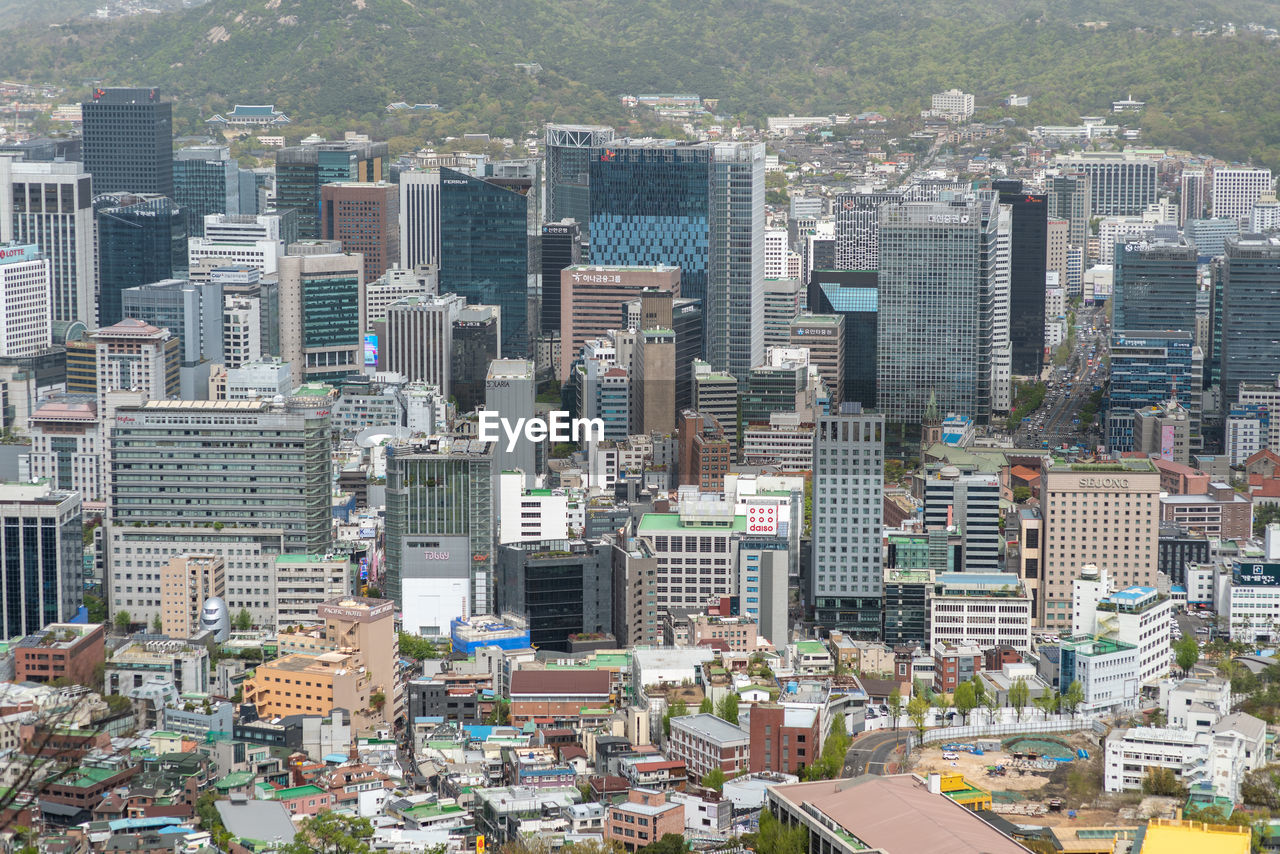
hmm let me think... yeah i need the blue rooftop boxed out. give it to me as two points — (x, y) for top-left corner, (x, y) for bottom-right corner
(937, 573), (1022, 586)
(1107, 586), (1157, 602)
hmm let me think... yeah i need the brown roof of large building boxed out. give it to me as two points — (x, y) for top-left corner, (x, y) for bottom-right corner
(770, 775), (1028, 854)
(510, 669), (612, 697)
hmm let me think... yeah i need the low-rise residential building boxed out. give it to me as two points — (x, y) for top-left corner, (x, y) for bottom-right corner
(618, 758), (687, 791)
(788, 641), (834, 675)
(508, 669), (612, 727)
(606, 789), (684, 852)
(931, 643), (983, 695)
(688, 614), (765, 652)
(106, 639), (210, 696)
(749, 704), (820, 775)
(1161, 677), (1232, 730)
(667, 714), (750, 781)
(1160, 484), (1253, 540)
(13, 623), (105, 685)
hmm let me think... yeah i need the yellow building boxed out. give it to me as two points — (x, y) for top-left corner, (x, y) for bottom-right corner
(161, 554), (225, 638)
(1139, 818), (1250, 854)
(242, 596), (401, 733)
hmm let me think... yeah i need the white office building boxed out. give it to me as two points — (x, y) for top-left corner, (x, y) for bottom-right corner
(1212, 167), (1273, 223)
(496, 471), (571, 545)
(930, 89), (975, 121)
(189, 213), (287, 276)
(1074, 579), (1172, 686)
(0, 244), (51, 358)
(929, 573), (1033, 653)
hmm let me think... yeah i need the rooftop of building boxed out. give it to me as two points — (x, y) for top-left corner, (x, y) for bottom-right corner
(637, 513), (747, 533)
(671, 713), (749, 744)
(1060, 635), (1137, 655)
(1049, 458), (1157, 473)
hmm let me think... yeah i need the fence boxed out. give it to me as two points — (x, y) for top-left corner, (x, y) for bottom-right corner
(907, 713), (1108, 748)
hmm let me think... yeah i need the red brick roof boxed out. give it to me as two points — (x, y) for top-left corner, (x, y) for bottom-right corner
(510, 669), (611, 697)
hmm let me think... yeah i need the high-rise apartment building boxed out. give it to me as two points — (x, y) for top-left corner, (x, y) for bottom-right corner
(0, 158), (97, 326)
(1112, 238), (1198, 333)
(589, 139), (765, 383)
(274, 138), (388, 239)
(160, 554), (225, 639)
(320, 181), (399, 282)
(278, 249), (365, 384)
(95, 193), (187, 327)
(559, 264), (680, 380)
(109, 399), (332, 553)
(834, 192), (901, 271)
(81, 87), (173, 197)
(1047, 171), (1091, 247)
(876, 194), (999, 427)
(173, 145), (252, 237)
(0, 482), (82, 637)
(540, 219), (582, 336)
(0, 244), (51, 358)
(994, 180), (1048, 377)
(385, 437), (495, 636)
(1180, 167), (1207, 227)
(545, 124), (615, 236)
(810, 408), (884, 636)
(1212, 167), (1273, 223)
(1221, 235), (1280, 409)
(1040, 459), (1160, 629)
(1057, 155), (1158, 217)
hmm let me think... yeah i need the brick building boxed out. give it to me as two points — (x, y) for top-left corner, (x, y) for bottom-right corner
(748, 704), (820, 775)
(508, 669), (612, 727)
(667, 714), (749, 781)
(13, 623), (105, 685)
(606, 788), (685, 852)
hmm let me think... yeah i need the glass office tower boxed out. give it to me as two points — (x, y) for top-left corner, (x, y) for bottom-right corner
(545, 124), (615, 238)
(809, 270), (879, 408)
(589, 140), (764, 383)
(993, 180), (1048, 378)
(81, 87), (173, 197)
(1113, 237), (1198, 334)
(95, 193), (187, 328)
(438, 168), (529, 357)
(1221, 235), (1280, 408)
(274, 139), (388, 239)
(1106, 331), (1202, 453)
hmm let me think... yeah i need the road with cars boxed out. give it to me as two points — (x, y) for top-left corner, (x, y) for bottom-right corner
(1015, 304), (1110, 451)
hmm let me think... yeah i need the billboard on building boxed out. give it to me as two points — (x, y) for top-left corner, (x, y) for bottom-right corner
(1236, 563), (1280, 586)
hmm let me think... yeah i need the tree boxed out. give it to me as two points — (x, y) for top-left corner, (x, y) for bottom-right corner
(753, 808), (807, 854)
(802, 713), (848, 781)
(280, 811), (374, 854)
(485, 698), (510, 725)
(663, 699), (688, 737)
(637, 834), (688, 854)
(151, 614), (163, 634)
(953, 681), (976, 726)
(370, 691), (386, 712)
(701, 767), (726, 792)
(907, 695), (930, 743)
(982, 691), (1001, 725)
(716, 693), (740, 726)
(932, 692), (953, 727)
(1009, 678), (1029, 722)
(234, 608), (253, 632)
(1062, 680), (1084, 719)
(699, 697), (713, 714)
(398, 632), (440, 660)
(1013, 485), (1032, 503)
(887, 689), (903, 731)
(1175, 635), (1201, 677)
(114, 610), (132, 634)
(1141, 766), (1188, 798)
(1034, 690), (1060, 721)
(84, 593), (107, 624)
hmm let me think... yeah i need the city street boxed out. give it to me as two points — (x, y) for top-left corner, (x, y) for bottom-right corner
(1014, 304), (1109, 450)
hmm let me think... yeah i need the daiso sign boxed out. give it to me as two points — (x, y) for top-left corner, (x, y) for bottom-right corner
(745, 503), (778, 535)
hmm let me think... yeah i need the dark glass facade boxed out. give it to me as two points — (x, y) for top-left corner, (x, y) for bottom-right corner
(451, 315), (500, 413)
(496, 541), (613, 653)
(95, 194), (187, 327)
(1221, 237), (1280, 409)
(588, 145), (711, 304)
(1112, 239), (1198, 334)
(994, 180), (1048, 377)
(1105, 331), (1199, 452)
(81, 87), (173, 197)
(173, 151), (235, 238)
(274, 141), (388, 239)
(809, 269), (878, 408)
(545, 124), (615, 238)
(539, 220), (582, 336)
(672, 298), (703, 412)
(439, 168), (530, 357)
(301, 273), (361, 382)
(0, 491), (82, 638)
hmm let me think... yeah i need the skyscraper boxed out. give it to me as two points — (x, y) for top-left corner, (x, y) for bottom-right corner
(274, 138), (388, 239)
(278, 248), (365, 384)
(1212, 167), (1273, 223)
(539, 219), (582, 336)
(1180, 167), (1207, 227)
(877, 193), (1000, 427)
(1106, 331), (1202, 453)
(558, 264), (680, 380)
(95, 193), (187, 327)
(1047, 171), (1091, 247)
(545, 123), (615, 236)
(1221, 235), (1280, 409)
(438, 167), (530, 357)
(385, 437), (495, 636)
(0, 482), (82, 638)
(452, 305), (502, 413)
(589, 139), (764, 382)
(173, 145), (251, 238)
(0, 244), (51, 358)
(0, 158), (97, 327)
(994, 180), (1048, 377)
(320, 181), (399, 282)
(1112, 237), (1198, 334)
(810, 408), (884, 636)
(384, 293), (466, 393)
(834, 191), (902, 270)
(109, 399), (332, 553)
(808, 270), (878, 409)
(81, 87), (173, 197)
(398, 170), (440, 271)
(1057, 155), (1157, 217)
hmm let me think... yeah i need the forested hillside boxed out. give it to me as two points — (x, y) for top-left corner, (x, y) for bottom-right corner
(6, 0), (1280, 164)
